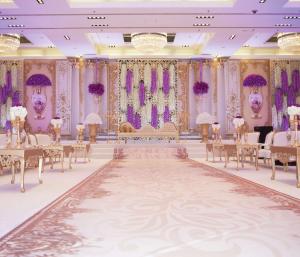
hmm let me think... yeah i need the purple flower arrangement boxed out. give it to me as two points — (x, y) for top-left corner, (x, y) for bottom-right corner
(126, 69), (133, 95)
(292, 69), (300, 92)
(88, 83), (104, 96)
(26, 74), (52, 86)
(163, 106), (170, 122)
(151, 105), (158, 128)
(287, 86), (296, 107)
(126, 105), (134, 124)
(134, 113), (141, 129)
(12, 91), (20, 106)
(274, 88), (283, 111)
(139, 80), (145, 106)
(243, 74), (267, 87)
(163, 69), (170, 96)
(281, 115), (289, 131)
(193, 81), (209, 95)
(151, 69), (157, 94)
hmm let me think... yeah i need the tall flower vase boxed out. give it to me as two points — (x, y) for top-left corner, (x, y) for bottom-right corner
(248, 87), (263, 119)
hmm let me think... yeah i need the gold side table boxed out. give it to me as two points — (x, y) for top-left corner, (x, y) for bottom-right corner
(0, 147), (44, 192)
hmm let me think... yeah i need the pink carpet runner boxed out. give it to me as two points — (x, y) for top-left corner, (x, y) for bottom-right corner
(0, 145), (300, 257)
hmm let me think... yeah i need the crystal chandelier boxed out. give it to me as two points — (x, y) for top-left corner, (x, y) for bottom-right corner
(277, 33), (300, 51)
(131, 33), (167, 53)
(0, 34), (20, 53)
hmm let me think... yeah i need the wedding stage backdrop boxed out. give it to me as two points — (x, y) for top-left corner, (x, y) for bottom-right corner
(118, 59), (177, 129)
(2, 57), (300, 137)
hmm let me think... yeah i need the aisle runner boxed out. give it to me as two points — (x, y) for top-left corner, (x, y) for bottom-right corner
(0, 146), (300, 257)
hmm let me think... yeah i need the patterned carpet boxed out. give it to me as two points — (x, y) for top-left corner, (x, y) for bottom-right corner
(0, 146), (300, 257)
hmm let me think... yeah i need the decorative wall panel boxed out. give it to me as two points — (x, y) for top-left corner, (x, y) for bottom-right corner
(24, 60), (56, 133)
(240, 60), (271, 130)
(224, 60), (241, 134)
(56, 60), (72, 135)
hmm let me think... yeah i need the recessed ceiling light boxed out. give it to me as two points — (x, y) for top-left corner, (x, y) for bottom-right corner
(229, 34), (236, 40)
(87, 16), (106, 20)
(259, 0), (266, 3)
(8, 24), (24, 27)
(91, 24), (109, 27)
(193, 23), (210, 27)
(284, 16), (300, 19)
(0, 16), (16, 20)
(64, 35), (70, 40)
(36, 0), (44, 4)
(196, 15), (214, 19)
(275, 23), (292, 27)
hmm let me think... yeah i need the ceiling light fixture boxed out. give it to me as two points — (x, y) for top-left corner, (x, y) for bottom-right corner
(284, 16), (300, 19)
(229, 34), (236, 40)
(259, 0), (266, 3)
(91, 24), (109, 27)
(196, 15), (214, 19)
(131, 33), (167, 54)
(8, 24), (24, 28)
(278, 33), (300, 51)
(0, 16), (16, 20)
(193, 23), (210, 27)
(0, 34), (20, 53)
(36, 0), (44, 4)
(275, 23), (292, 27)
(87, 16), (106, 20)
(64, 35), (70, 40)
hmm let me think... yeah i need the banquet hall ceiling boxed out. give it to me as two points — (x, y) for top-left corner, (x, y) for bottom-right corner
(0, 0), (300, 58)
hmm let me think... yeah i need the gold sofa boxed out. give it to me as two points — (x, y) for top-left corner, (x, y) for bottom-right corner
(118, 122), (179, 143)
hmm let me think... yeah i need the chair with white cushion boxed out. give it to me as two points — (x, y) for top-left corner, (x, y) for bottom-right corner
(258, 131), (274, 164)
(35, 134), (53, 146)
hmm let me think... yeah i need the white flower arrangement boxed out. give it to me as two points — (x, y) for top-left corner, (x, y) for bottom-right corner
(76, 123), (85, 130)
(232, 117), (245, 128)
(287, 106), (300, 116)
(168, 88), (176, 111)
(120, 64), (127, 89)
(51, 118), (63, 128)
(212, 123), (221, 130)
(85, 112), (102, 124)
(10, 106), (28, 121)
(196, 112), (214, 124)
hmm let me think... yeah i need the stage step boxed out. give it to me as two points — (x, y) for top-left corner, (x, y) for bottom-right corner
(89, 143), (115, 159)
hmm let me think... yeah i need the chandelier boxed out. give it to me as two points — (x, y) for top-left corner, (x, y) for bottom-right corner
(277, 33), (300, 51)
(131, 33), (167, 53)
(0, 34), (20, 53)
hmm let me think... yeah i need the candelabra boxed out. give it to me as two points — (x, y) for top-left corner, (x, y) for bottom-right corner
(287, 106), (300, 147)
(51, 117), (63, 145)
(10, 106), (27, 149)
(76, 124), (85, 144)
(212, 123), (221, 143)
(289, 115), (299, 147)
(233, 116), (245, 144)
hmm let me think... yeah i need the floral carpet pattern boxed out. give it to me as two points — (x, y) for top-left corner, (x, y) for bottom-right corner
(0, 146), (300, 257)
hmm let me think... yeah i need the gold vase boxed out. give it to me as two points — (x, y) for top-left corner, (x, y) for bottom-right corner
(88, 124), (98, 143)
(290, 116), (299, 147)
(77, 128), (84, 144)
(53, 127), (61, 145)
(12, 117), (25, 149)
(199, 124), (209, 143)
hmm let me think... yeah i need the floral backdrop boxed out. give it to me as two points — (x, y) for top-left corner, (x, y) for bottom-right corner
(118, 60), (178, 129)
(0, 61), (23, 130)
(271, 60), (300, 130)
